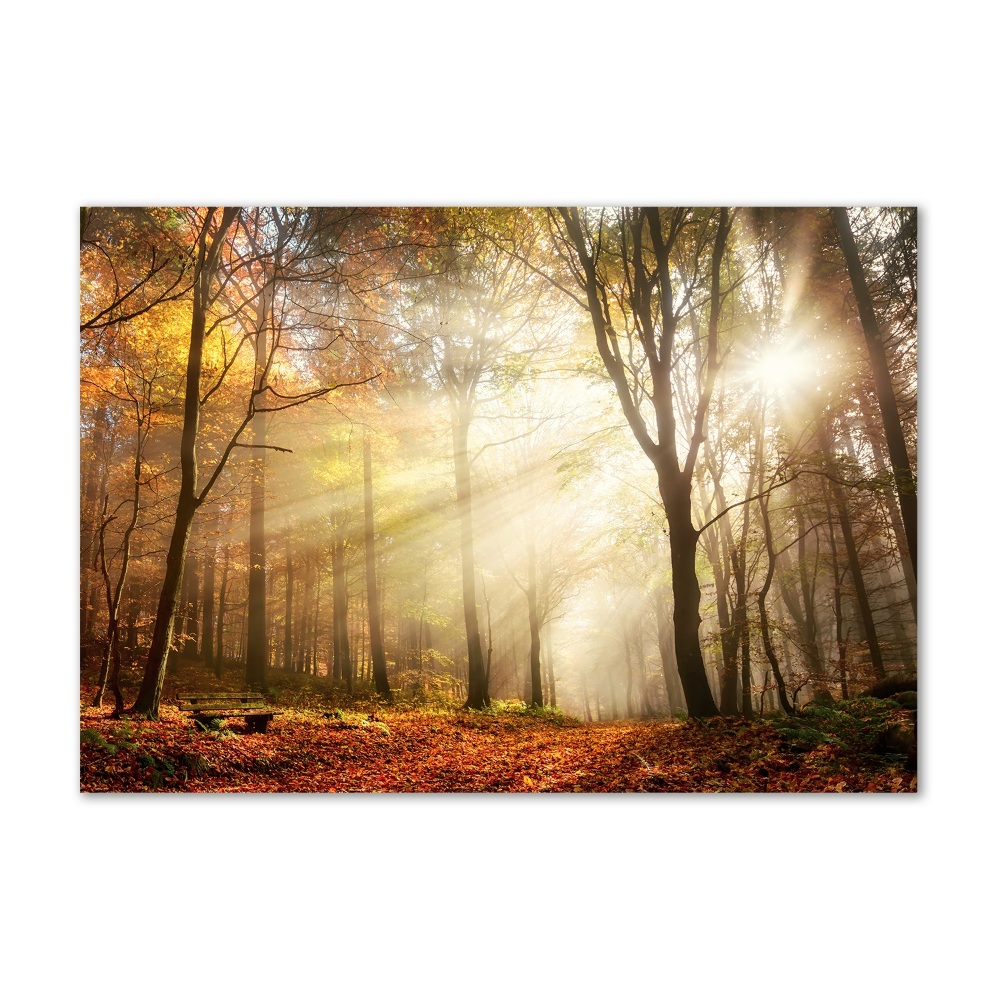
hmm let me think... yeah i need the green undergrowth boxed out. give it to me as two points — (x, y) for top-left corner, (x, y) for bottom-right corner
(771, 696), (912, 765)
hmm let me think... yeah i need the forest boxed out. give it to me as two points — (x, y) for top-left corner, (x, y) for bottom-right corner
(79, 205), (917, 792)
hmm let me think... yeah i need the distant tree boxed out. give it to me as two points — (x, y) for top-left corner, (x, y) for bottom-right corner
(402, 209), (546, 709)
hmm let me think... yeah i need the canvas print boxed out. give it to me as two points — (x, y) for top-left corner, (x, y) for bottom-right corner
(79, 207), (917, 792)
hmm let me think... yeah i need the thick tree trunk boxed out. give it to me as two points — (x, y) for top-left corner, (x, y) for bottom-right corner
(659, 473), (719, 717)
(363, 437), (392, 700)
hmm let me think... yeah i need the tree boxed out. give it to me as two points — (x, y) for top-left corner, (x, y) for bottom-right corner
(131, 208), (241, 717)
(401, 208), (546, 709)
(552, 208), (736, 717)
(832, 207), (917, 587)
(363, 435), (392, 700)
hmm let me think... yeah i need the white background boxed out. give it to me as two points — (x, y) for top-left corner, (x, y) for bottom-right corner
(3, 2), (992, 996)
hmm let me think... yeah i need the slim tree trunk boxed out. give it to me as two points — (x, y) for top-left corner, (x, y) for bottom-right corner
(284, 533), (294, 672)
(130, 208), (239, 718)
(832, 207), (917, 585)
(820, 425), (885, 680)
(756, 494), (794, 715)
(201, 531), (217, 669)
(246, 356), (268, 691)
(215, 545), (229, 679)
(180, 556), (198, 658)
(363, 436), (392, 700)
(526, 539), (543, 708)
(856, 389), (918, 622)
(544, 626), (556, 709)
(451, 406), (489, 709)
(699, 477), (738, 714)
(654, 586), (681, 716)
(623, 631), (635, 718)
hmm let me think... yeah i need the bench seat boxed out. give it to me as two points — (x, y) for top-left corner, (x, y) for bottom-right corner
(176, 691), (281, 733)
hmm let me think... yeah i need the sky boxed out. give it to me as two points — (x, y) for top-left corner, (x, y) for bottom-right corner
(5, 2), (996, 995)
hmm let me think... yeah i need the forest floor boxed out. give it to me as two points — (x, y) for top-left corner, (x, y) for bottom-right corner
(80, 665), (916, 793)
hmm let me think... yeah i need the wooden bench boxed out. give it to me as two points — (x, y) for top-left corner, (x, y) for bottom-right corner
(177, 691), (281, 733)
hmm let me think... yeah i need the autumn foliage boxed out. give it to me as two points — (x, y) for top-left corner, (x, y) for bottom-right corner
(80, 669), (915, 794)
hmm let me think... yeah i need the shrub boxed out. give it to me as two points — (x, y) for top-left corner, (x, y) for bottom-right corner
(773, 697), (908, 760)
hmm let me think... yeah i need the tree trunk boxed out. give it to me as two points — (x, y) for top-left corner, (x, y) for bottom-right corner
(451, 408), (489, 709)
(180, 556), (199, 658)
(215, 545), (229, 679)
(659, 473), (719, 717)
(284, 533), (294, 671)
(623, 631), (635, 718)
(130, 208), (239, 718)
(699, 477), (738, 714)
(856, 390), (918, 622)
(832, 207), (917, 585)
(246, 378), (268, 691)
(363, 437), (392, 700)
(526, 539), (543, 708)
(821, 430), (885, 681)
(654, 586), (681, 715)
(201, 531), (217, 669)
(756, 494), (794, 715)
(544, 626), (556, 709)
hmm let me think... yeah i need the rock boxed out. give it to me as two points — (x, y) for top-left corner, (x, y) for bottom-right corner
(878, 717), (917, 769)
(865, 675), (917, 699)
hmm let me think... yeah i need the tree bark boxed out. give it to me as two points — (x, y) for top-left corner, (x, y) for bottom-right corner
(130, 208), (239, 718)
(832, 208), (917, 585)
(215, 545), (229, 678)
(699, 476), (738, 714)
(451, 407), (489, 709)
(363, 436), (392, 700)
(820, 424), (885, 681)
(557, 207), (729, 717)
(526, 539), (543, 708)
(756, 493), (794, 715)
(284, 533), (294, 671)
(201, 531), (217, 669)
